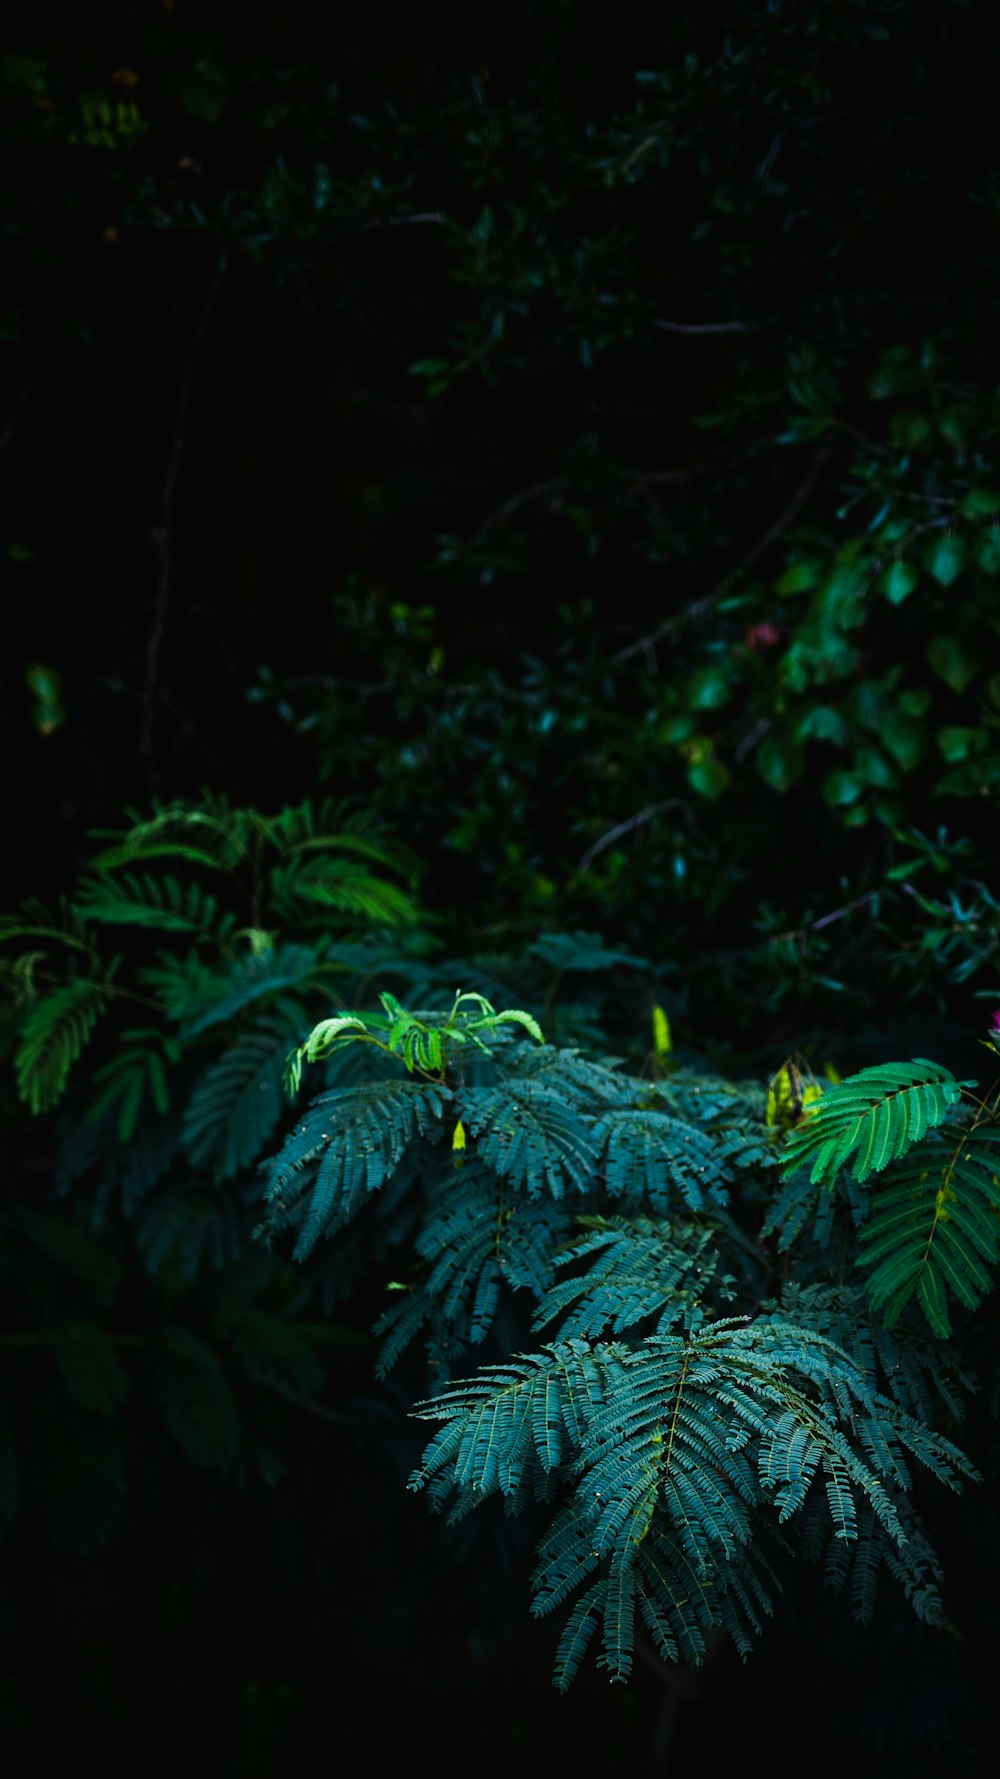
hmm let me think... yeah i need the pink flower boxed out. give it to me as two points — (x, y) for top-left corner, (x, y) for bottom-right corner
(744, 621), (781, 654)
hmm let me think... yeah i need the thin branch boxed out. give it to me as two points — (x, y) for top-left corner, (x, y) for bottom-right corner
(141, 264), (226, 789)
(353, 211), (448, 233)
(733, 716), (771, 765)
(484, 465), (689, 531)
(575, 799), (690, 873)
(614, 449), (831, 665)
(653, 317), (747, 335)
(483, 477), (567, 530)
(770, 891), (879, 947)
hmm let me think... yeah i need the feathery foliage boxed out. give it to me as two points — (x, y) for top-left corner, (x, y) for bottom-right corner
(4, 785), (1000, 1725)
(780, 1059), (967, 1187)
(253, 992), (1000, 1689)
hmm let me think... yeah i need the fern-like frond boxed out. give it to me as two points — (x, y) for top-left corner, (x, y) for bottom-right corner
(410, 1316), (975, 1684)
(145, 943), (337, 1036)
(857, 1126), (1000, 1335)
(511, 1043), (643, 1107)
(635, 1533), (776, 1671)
(408, 1341), (612, 1510)
(375, 1162), (576, 1373)
(461, 1078), (598, 1198)
(89, 797), (249, 872)
(135, 1183), (243, 1282)
(761, 1160), (868, 1252)
(74, 871), (234, 940)
(651, 1070), (769, 1127)
(416, 1163), (506, 1342)
(0, 900), (95, 956)
(263, 1078), (451, 1258)
(264, 798), (415, 872)
(780, 1059), (967, 1188)
(768, 1282), (972, 1421)
(88, 1027), (176, 1141)
(271, 857), (418, 928)
(524, 931), (650, 975)
(183, 1013), (304, 1179)
(15, 976), (111, 1113)
(534, 1216), (722, 1341)
(590, 1106), (730, 1211)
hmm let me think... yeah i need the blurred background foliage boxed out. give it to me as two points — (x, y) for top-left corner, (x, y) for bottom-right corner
(2, 1), (1000, 1772)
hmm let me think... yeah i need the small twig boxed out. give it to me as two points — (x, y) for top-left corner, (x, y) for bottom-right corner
(615, 449), (831, 665)
(483, 477), (567, 530)
(353, 211), (448, 233)
(653, 317), (747, 335)
(621, 130), (668, 175)
(770, 891), (879, 947)
(734, 716), (771, 765)
(575, 799), (690, 873)
(141, 264), (226, 789)
(484, 465), (688, 532)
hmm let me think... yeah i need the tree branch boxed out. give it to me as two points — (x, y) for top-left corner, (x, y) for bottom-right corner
(614, 449), (831, 665)
(482, 477), (567, 529)
(575, 799), (691, 873)
(653, 317), (747, 335)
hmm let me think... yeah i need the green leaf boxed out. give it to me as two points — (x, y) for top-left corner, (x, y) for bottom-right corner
(959, 489), (1000, 517)
(775, 560), (823, 596)
(822, 769), (862, 807)
(937, 726), (986, 764)
(795, 705), (851, 746)
(184, 1017), (301, 1179)
(881, 712), (925, 772)
(926, 635), (978, 693)
(686, 666), (731, 710)
(922, 536), (967, 589)
(853, 746), (897, 790)
(14, 978), (110, 1113)
(974, 525), (1000, 575)
(888, 411), (931, 449)
(898, 688), (932, 717)
(686, 758), (729, 799)
(780, 1058), (966, 1188)
(878, 561), (919, 605)
(859, 1128), (1000, 1334)
(89, 1038), (174, 1142)
(756, 736), (805, 793)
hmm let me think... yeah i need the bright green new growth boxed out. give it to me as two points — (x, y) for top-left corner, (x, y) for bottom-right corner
(775, 1058), (1000, 1335)
(266, 1004), (998, 1687)
(283, 989), (544, 1095)
(779, 1059), (969, 1185)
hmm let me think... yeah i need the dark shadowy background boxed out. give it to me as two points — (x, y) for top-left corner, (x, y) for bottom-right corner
(3, 4), (1000, 1773)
